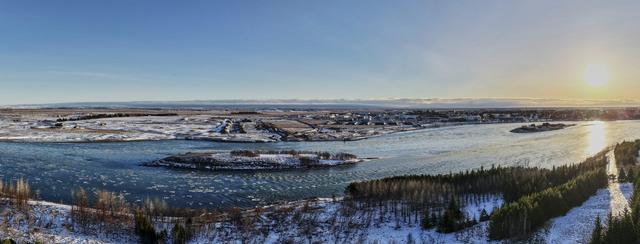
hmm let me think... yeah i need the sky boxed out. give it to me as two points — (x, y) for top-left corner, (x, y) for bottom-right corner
(2, 0), (640, 105)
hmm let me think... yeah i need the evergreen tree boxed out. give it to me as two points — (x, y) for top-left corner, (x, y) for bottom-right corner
(618, 169), (627, 183)
(447, 195), (463, 221)
(134, 211), (159, 244)
(431, 212), (439, 227)
(603, 212), (616, 244)
(172, 223), (188, 244)
(479, 209), (490, 222)
(406, 233), (415, 244)
(590, 215), (602, 244)
(421, 209), (433, 229)
(601, 210), (636, 244)
(437, 195), (464, 233)
(628, 167), (636, 183)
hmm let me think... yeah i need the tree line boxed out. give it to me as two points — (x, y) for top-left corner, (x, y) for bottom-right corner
(0, 178), (31, 211)
(344, 149), (609, 237)
(591, 167), (640, 243)
(56, 112), (178, 122)
(614, 140), (640, 166)
(488, 168), (607, 239)
(346, 151), (608, 208)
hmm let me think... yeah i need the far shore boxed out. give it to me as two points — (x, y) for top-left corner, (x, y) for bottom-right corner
(0, 119), (627, 144)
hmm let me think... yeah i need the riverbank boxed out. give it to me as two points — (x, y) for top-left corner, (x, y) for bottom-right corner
(0, 195), (501, 244)
(0, 199), (136, 243)
(1, 107), (617, 143)
(0, 108), (427, 143)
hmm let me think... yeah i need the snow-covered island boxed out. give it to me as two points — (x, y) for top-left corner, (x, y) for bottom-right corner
(143, 150), (362, 170)
(510, 122), (575, 133)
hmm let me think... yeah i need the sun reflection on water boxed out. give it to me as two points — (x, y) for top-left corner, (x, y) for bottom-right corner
(585, 121), (607, 156)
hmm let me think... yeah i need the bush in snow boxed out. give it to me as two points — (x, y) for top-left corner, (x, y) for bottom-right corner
(171, 221), (193, 244)
(135, 211), (162, 244)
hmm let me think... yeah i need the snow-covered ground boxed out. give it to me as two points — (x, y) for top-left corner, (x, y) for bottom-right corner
(0, 113), (423, 143)
(172, 196), (503, 243)
(535, 183), (633, 244)
(360, 197), (503, 244)
(0, 115), (278, 142)
(0, 200), (136, 243)
(1, 196), (504, 244)
(533, 150), (632, 244)
(0, 178), (630, 244)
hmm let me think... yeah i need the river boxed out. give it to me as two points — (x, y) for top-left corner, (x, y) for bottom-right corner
(1, 120), (640, 209)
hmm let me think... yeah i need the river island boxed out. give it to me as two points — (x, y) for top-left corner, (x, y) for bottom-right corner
(510, 122), (575, 133)
(142, 150), (362, 170)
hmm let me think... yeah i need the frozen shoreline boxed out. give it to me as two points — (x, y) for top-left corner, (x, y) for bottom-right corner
(0, 114), (427, 143)
(0, 110), (576, 144)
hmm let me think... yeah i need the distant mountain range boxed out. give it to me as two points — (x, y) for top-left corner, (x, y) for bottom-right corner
(5, 98), (640, 110)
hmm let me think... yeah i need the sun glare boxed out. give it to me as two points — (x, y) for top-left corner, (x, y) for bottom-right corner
(583, 64), (610, 87)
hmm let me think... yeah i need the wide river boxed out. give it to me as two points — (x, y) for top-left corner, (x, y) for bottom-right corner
(2, 120), (640, 209)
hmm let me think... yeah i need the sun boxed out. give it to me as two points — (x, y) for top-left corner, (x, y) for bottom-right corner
(583, 64), (610, 87)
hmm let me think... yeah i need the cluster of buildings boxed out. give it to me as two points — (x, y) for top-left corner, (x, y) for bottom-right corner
(291, 108), (640, 127)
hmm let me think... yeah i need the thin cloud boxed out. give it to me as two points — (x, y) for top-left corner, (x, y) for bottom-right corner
(45, 71), (150, 82)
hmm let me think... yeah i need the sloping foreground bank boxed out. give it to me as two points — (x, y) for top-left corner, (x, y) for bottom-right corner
(2, 144), (639, 243)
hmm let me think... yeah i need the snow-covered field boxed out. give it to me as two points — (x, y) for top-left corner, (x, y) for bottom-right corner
(534, 183), (633, 244)
(0, 113), (419, 143)
(0, 115), (278, 143)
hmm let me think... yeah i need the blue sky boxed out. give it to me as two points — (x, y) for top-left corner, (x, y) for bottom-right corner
(2, 0), (640, 104)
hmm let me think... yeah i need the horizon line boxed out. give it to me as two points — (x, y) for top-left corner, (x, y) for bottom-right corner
(3, 97), (640, 109)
